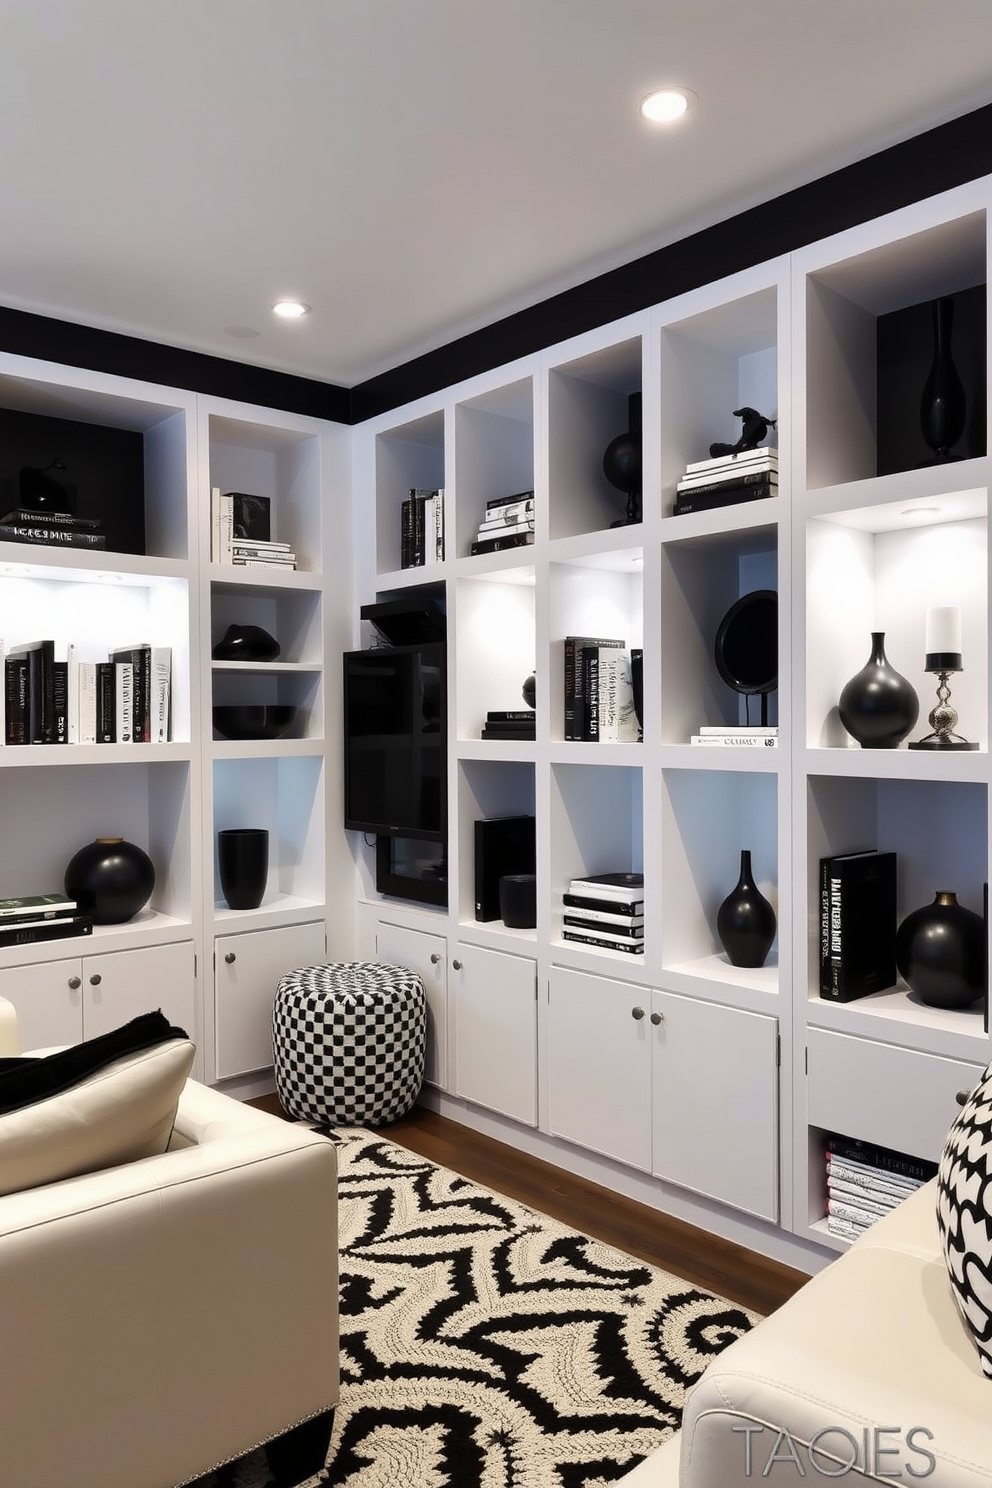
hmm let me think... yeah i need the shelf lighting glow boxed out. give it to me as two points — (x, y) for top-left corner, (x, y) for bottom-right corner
(271, 300), (310, 319)
(639, 88), (696, 124)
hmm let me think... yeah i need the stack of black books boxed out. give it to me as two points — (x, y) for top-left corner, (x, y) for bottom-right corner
(0, 507), (107, 550)
(0, 892), (92, 948)
(562, 872), (644, 953)
(673, 447), (778, 515)
(481, 709), (535, 741)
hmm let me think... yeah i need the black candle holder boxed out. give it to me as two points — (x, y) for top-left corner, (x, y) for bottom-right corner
(909, 648), (977, 751)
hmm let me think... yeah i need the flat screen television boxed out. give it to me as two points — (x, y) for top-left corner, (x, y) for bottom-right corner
(343, 642), (446, 839)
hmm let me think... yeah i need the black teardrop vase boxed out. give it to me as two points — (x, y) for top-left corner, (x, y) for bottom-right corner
(920, 297), (966, 463)
(218, 828), (269, 911)
(838, 633), (919, 749)
(717, 849), (776, 969)
(895, 891), (986, 1010)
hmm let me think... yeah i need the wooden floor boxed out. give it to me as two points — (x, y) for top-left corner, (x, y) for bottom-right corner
(252, 1094), (808, 1316)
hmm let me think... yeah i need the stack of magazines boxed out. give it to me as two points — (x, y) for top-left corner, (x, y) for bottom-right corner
(0, 892), (92, 948)
(825, 1133), (937, 1241)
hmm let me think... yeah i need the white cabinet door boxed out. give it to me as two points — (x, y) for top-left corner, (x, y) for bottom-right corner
(82, 942), (196, 1040)
(452, 945), (537, 1126)
(547, 966), (652, 1171)
(651, 990), (779, 1223)
(0, 960), (84, 1050)
(374, 920), (448, 1090)
(214, 921), (326, 1079)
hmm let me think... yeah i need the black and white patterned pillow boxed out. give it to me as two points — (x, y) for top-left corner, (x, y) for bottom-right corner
(937, 1063), (992, 1377)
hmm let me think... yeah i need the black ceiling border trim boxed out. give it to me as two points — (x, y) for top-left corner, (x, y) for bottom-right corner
(350, 100), (992, 425)
(0, 306), (351, 424)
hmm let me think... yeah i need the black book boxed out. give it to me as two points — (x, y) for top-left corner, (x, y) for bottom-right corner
(819, 850), (897, 1002)
(8, 640), (55, 744)
(563, 914), (644, 938)
(485, 489), (534, 511)
(481, 727), (536, 741)
(673, 476), (777, 516)
(226, 492), (271, 541)
(400, 497), (414, 568)
(474, 815), (536, 921)
(4, 656), (28, 745)
(580, 646), (600, 741)
(562, 929), (645, 954)
(562, 892), (644, 916)
(0, 524), (107, 548)
(52, 660), (68, 744)
(95, 661), (116, 742)
(470, 530), (535, 555)
(0, 915), (93, 947)
(824, 1133), (937, 1185)
(110, 645), (151, 742)
(0, 507), (103, 531)
(486, 711), (536, 723)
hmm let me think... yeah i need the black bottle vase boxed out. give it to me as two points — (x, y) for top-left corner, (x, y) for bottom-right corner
(218, 828), (269, 911)
(716, 850), (776, 969)
(838, 633), (919, 748)
(895, 891), (986, 1010)
(920, 297), (966, 463)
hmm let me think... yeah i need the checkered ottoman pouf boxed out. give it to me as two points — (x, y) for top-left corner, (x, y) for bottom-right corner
(272, 961), (427, 1126)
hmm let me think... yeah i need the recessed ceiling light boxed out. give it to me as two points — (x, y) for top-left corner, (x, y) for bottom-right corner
(271, 300), (310, 319)
(639, 87), (696, 124)
(901, 505), (941, 517)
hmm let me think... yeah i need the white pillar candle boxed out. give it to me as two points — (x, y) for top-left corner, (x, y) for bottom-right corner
(925, 605), (962, 655)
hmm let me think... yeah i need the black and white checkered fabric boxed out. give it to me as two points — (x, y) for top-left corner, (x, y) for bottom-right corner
(272, 961), (426, 1126)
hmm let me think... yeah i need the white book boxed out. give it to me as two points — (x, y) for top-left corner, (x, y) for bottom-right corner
(434, 486), (445, 561)
(698, 726), (779, 736)
(598, 650), (639, 743)
(683, 446), (778, 475)
(560, 904), (645, 928)
(690, 734), (779, 748)
(477, 515), (536, 536)
(77, 661), (98, 745)
(65, 642), (79, 744)
(210, 486), (222, 561)
(217, 491), (234, 562)
(422, 493), (436, 561)
(478, 498), (534, 528)
(114, 661), (134, 744)
(232, 556), (298, 568)
(150, 646), (172, 743)
(568, 875), (644, 900)
(677, 465), (777, 492)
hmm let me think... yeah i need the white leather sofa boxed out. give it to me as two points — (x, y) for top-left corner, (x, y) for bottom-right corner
(621, 1181), (991, 1486)
(0, 999), (339, 1488)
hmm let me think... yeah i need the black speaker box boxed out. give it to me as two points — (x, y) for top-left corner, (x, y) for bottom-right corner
(474, 815), (535, 921)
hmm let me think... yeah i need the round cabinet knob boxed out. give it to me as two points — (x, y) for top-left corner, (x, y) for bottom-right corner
(650, 1011), (663, 1025)
(631, 1006), (645, 1020)
(430, 953), (441, 965)
(452, 959), (463, 971)
(225, 951), (236, 964)
(89, 973), (102, 987)
(67, 976), (82, 990)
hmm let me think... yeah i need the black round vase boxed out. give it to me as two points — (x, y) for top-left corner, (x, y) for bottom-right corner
(838, 633), (919, 749)
(64, 837), (155, 924)
(218, 828), (269, 911)
(920, 297), (966, 463)
(895, 891), (986, 1010)
(716, 849), (776, 969)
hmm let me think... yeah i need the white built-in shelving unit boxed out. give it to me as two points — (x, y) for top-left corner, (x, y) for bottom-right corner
(350, 175), (992, 1272)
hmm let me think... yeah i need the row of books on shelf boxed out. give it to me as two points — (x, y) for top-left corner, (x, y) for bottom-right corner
(470, 490), (535, 557)
(562, 872), (644, 954)
(0, 891), (93, 947)
(210, 489), (297, 569)
(822, 1133), (936, 1242)
(563, 637), (641, 742)
(0, 506), (108, 550)
(2, 640), (171, 746)
(673, 446), (778, 516)
(401, 488), (445, 568)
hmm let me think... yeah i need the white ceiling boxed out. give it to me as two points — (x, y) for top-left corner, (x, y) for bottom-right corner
(2, 1), (992, 390)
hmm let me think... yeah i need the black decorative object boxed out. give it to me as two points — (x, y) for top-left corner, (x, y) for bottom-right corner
(19, 457), (75, 514)
(212, 624), (281, 662)
(709, 407), (777, 458)
(920, 297), (966, 464)
(212, 704), (297, 740)
(522, 673), (536, 709)
(838, 633), (919, 749)
(602, 392), (642, 527)
(896, 891), (986, 1010)
(716, 849), (776, 969)
(714, 590), (777, 726)
(910, 605), (976, 751)
(630, 649), (643, 740)
(64, 836), (155, 924)
(218, 828), (269, 911)
(499, 873), (537, 929)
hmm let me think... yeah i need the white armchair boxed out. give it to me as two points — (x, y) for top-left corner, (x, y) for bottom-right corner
(0, 996), (339, 1488)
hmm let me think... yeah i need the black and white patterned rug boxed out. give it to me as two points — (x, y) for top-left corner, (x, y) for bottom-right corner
(196, 1127), (758, 1487)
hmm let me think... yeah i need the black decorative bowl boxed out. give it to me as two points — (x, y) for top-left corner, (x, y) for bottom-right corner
(213, 704), (297, 740)
(212, 624), (281, 662)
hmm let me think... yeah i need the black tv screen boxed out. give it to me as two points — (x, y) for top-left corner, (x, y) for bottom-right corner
(343, 643), (446, 838)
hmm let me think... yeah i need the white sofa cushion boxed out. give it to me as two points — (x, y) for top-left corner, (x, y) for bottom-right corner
(0, 1033), (194, 1196)
(937, 1061), (992, 1377)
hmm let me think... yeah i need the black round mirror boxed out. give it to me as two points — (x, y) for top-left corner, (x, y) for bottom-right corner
(714, 590), (778, 695)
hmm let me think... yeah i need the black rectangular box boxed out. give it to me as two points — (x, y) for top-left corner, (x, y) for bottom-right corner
(475, 815), (536, 921)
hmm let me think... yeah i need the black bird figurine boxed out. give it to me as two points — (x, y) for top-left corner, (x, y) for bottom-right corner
(709, 407), (777, 459)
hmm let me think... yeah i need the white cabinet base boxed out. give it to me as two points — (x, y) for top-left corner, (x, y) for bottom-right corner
(214, 920), (325, 1080)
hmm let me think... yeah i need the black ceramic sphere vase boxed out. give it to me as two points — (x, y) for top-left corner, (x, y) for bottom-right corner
(838, 633), (919, 748)
(716, 850), (776, 969)
(64, 837), (155, 924)
(895, 891), (986, 1010)
(218, 828), (269, 911)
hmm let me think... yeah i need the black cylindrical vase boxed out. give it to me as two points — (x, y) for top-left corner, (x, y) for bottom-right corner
(716, 849), (776, 969)
(895, 890), (986, 1010)
(218, 828), (269, 911)
(920, 297), (966, 463)
(65, 836), (155, 924)
(838, 633), (919, 749)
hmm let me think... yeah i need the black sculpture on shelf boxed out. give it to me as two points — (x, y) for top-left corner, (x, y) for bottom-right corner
(602, 392), (642, 526)
(709, 407), (777, 459)
(19, 457), (76, 514)
(920, 296), (966, 464)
